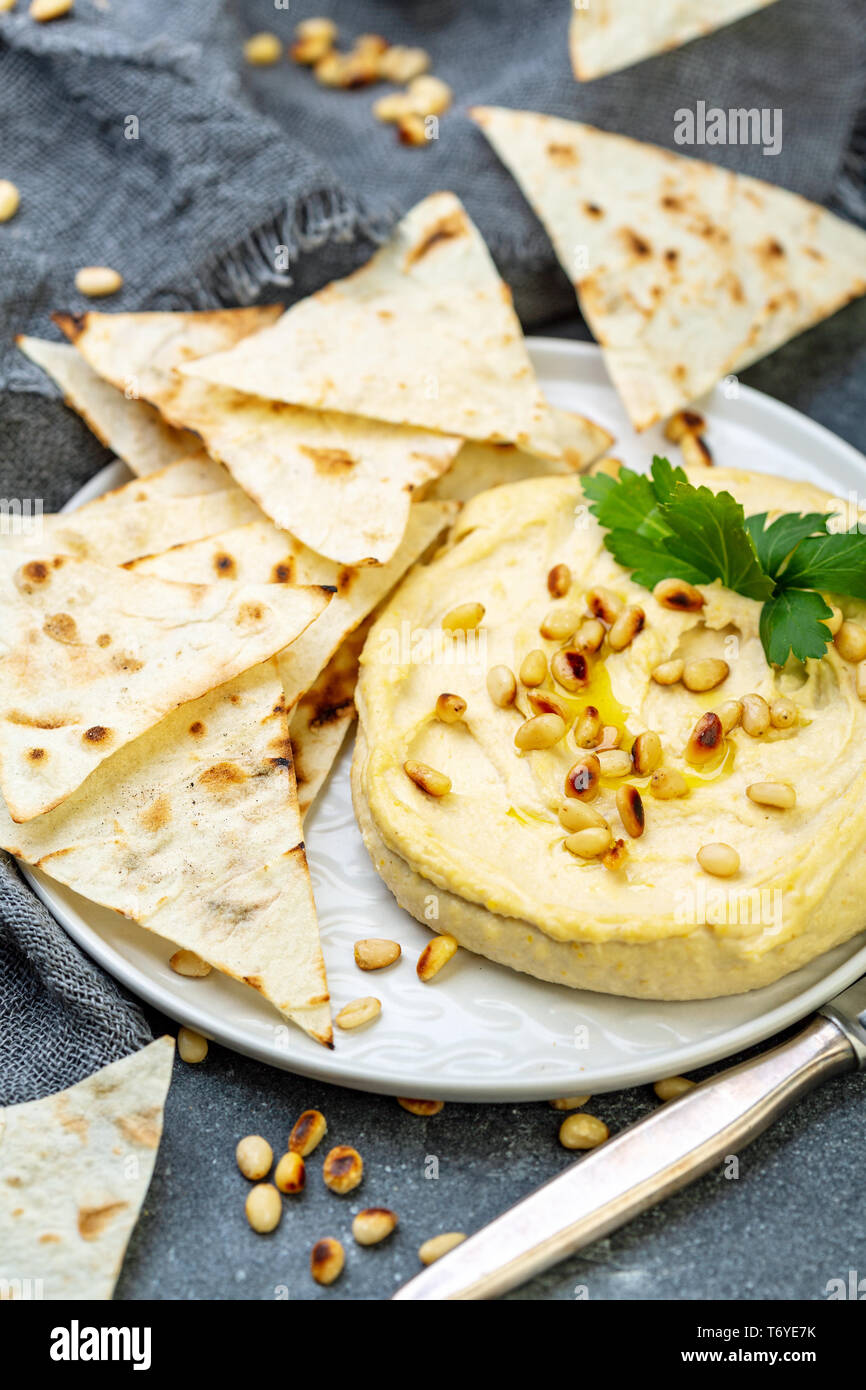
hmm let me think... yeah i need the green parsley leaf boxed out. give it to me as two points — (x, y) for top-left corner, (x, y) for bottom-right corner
(660, 484), (775, 601)
(744, 512), (832, 578)
(759, 589), (835, 666)
(777, 530), (866, 600)
(600, 528), (708, 590)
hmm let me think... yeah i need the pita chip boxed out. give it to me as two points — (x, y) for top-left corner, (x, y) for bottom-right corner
(0, 664), (331, 1044)
(180, 193), (562, 458)
(0, 552), (330, 821)
(471, 107), (866, 430)
(0, 1037), (174, 1301)
(569, 0), (779, 82)
(291, 622), (370, 821)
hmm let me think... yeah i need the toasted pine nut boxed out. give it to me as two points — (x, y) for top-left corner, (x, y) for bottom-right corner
(550, 646), (590, 691)
(587, 456), (622, 478)
(603, 838), (629, 871)
(769, 696), (797, 729)
(747, 781), (796, 809)
(419, 1232), (467, 1265)
(558, 801), (609, 833)
(236, 1135), (273, 1181)
(416, 934), (458, 981)
(608, 605), (645, 652)
(823, 604), (844, 637)
(686, 711), (724, 766)
(740, 693), (771, 737)
(30, 0), (73, 18)
(169, 948), (212, 978)
(717, 699), (743, 734)
(435, 692), (466, 723)
(354, 938), (401, 971)
(295, 16), (338, 44)
(547, 563), (572, 597)
(654, 1076), (695, 1101)
(398, 1098), (444, 1116)
(857, 662), (866, 703)
(597, 749), (632, 777)
(617, 783), (645, 838)
(528, 689), (571, 721)
(697, 843), (740, 877)
(245, 1183), (281, 1233)
(559, 1114), (609, 1150)
(680, 431), (713, 467)
(651, 658), (684, 686)
(0, 180), (20, 223)
(75, 266), (123, 298)
(596, 725), (621, 751)
(290, 34), (333, 64)
(404, 760), (451, 796)
(548, 1095), (591, 1110)
(487, 664), (516, 707)
(664, 410), (705, 443)
(177, 1027), (208, 1063)
(274, 1152), (305, 1194)
(322, 1145), (363, 1195)
(835, 620), (866, 664)
(353, 1207), (398, 1246)
(520, 649), (548, 687)
(396, 113), (428, 146)
(515, 712), (566, 751)
(406, 73), (452, 116)
(650, 768), (689, 799)
(586, 587), (622, 625)
(289, 1109), (328, 1157)
(653, 577), (705, 612)
(442, 602), (484, 632)
(631, 730), (662, 776)
(373, 92), (415, 123)
(540, 607), (580, 642)
(378, 44), (430, 84)
(574, 705), (603, 748)
(311, 1237), (345, 1285)
(564, 826), (612, 859)
(564, 753), (601, 802)
(682, 658), (729, 693)
(576, 618), (606, 653)
(336, 996), (381, 1030)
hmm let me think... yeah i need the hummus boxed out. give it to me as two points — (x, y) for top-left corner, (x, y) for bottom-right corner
(353, 469), (866, 999)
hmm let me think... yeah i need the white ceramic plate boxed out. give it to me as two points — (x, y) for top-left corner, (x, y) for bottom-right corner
(21, 338), (866, 1101)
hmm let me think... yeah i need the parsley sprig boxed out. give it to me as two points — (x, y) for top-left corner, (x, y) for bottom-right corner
(582, 458), (866, 666)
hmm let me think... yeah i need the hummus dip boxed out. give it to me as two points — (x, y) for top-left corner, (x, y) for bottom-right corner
(353, 469), (866, 999)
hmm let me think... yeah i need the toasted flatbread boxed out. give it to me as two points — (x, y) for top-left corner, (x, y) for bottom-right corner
(0, 1038), (174, 1301)
(0, 553), (329, 821)
(292, 621), (370, 821)
(471, 107), (866, 429)
(569, 0), (779, 81)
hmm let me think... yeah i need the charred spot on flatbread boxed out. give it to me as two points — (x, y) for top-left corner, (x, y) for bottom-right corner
(213, 552), (237, 578)
(83, 725), (112, 745)
(404, 209), (469, 268)
(198, 761), (247, 789)
(42, 613), (78, 644)
(299, 445), (358, 476)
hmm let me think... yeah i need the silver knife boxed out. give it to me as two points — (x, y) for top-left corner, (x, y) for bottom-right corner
(393, 976), (866, 1300)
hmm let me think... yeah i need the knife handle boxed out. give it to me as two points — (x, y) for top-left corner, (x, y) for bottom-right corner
(393, 1015), (856, 1300)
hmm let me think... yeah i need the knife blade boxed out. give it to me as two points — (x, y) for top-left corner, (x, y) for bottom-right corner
(393, 977), (866, 1300)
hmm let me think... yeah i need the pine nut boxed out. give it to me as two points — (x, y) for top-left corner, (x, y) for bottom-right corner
(75, 266), (123, 298)
(682, 658), (729, 693)
(558, 1114), (609, 1150)
(30, 0), (73, 18)
(442, 602), (484, 631)
(769, 696), (797, 729)
(653, 578), (705, 612)
(169, 948), (212, 977)
(406, 73), (452, 117)
(540, 607), (580, 642)
(608, 605), (645, 651)
(396, 113), (428, 147)
(576, 618), (605, 653)
(404, 760), (451, 796)
(335, 996), (381, 1030)
(680, 429), (713, 466)
(824, 604), (844, 637)
(547, 563), (572, 597)
(274, 1152), (305, 1194)
(289, 1109), (328, 1157)
(747, 781), (796, 809)
(548, 1095), (591, 1110)
(419, 1233), (467, 1265)
(697, 843), (740, 877)
(245, 1183), (282, 1233)
(603, 838), (629, 871)
(741, 693), (771, 737)
(550, 646), (590, 691)
(597, 725), (621, 750)
(398, 1098), (444, 1116)
(586, 587), (622, 625)
(295, 16), (338, 44)
(835, 620), (866, 663)
(378, 44), (430, 84)
(354, 938), (401, 971)
(616, 783), (645, 838)
(597, 749), (632, 778)
(631, 730), (662, 775)
(857, 662), (866, 702)
(564, 826), (612, 858)
(664, 410), (706, 443)
(322, 1145), (363, 1195)
(564, 753), (601, 801)
(574, 705), (603, 748)
(515, 712), (566, 750)
(373, 92), (415, 123)
(558, 801), (609, 833)
(245, 31), (284, 64)
(416, 934), (458, 981)
(435, 692), (466, 723)
(352, 1208), (398, 1246)
(650, 768), (689, 799)
(717, 699), (743, 734)
(587, 456), (622, 478)
(520, 649), (548, 687)
(310, 1237), (344, 1285)
(487, 664), (516, 707)
(236, 1136), (273, 1181)
(177, 1027), (208, 1063)
(290, 34), (333, 65)
(654, 1076), (695, 1101)
(686, 711), (724, 765)
(0, 179), (20, 223)
(652, 658), (684, 686)
(528, 689), (571, 721)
